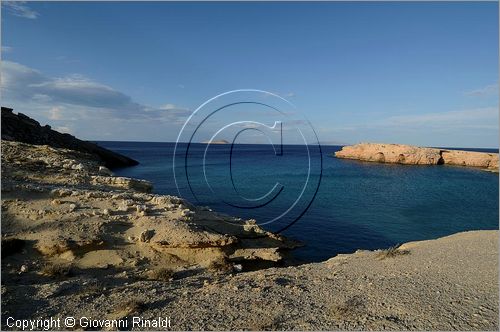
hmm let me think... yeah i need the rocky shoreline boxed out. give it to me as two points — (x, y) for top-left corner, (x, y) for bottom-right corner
(1, 107), (139, 168)
(335, 142), (499, 172)
(1, 140), (298, 272)
(1, 139), (498, 330)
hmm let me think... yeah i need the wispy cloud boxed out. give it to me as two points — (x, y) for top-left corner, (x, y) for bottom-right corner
(323, 107), (498, 148)
(465, 83), (498, 97)
(1, 61), (191, 123)
(328, 107), (499, 135)
(1, 46), (13, 53)
(382, 107), (498, 129)
(54, 126), (73, 134)
(2, 1), (39, 19)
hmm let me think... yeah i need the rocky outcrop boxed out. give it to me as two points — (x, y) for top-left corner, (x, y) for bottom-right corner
(335, 143), (499, 172)
(1, 140), (297, 274)
(90, 175), (153, 193)
(441, 149), (499, 170)
(335, 143), (443, 165)
(1, 107), (138, 168)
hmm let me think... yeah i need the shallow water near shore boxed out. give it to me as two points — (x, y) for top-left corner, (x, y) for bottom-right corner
(99, 141), (499, 262)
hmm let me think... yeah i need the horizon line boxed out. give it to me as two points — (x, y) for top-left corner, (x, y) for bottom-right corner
(91, 140), (500, 150)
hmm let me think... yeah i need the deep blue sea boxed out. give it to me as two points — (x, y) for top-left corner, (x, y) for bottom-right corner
(98, 141), (499, 262)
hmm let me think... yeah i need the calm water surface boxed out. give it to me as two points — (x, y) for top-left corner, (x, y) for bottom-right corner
(99, 141), (499, 262)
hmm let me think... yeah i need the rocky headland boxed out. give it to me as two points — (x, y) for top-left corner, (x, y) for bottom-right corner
(1, 107), (138, 168)
(1, 124), (498, 330)
(335, 142), (499, 172)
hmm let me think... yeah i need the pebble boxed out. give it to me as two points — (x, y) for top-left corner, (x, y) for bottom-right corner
(98, 166), (113, 176)
(139, 229), (155, 242)
(19, 265), (28, 274)
(72, 163), (85, 171)
(181, 209), (195, 217)
(117, 204), (128, 212)
(136, 205), (148, 214)
(102, 209), (111, 216)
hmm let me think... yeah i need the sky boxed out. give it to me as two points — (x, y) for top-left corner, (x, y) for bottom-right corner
(1, 1), (498, 148)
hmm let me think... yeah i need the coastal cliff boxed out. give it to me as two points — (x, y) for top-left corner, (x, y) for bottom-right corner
(1, 140), (296, 271)
(1, 107), (139, 168)
(335, 142), (499, 172)
(1, 140), (497, 330)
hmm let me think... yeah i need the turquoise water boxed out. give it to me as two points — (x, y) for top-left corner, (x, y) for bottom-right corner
(99, 141), (499, 262)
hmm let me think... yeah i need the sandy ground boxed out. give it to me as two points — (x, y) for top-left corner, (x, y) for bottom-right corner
(1, 140), (498, 330)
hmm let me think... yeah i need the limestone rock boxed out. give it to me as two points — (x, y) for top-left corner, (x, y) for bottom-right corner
(98, 166), (113, 176)
(335, 143), (499, 172)
(139, 229), (155, 243)
(335, 143), (442, 165)
(441, 149), (498, 171)
(90, 176), (153, 193)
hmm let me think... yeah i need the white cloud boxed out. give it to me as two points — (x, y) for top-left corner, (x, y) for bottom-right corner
(54, 126), (72, 134)
(2, 1), (39, 19)
(324, 107), (499, 148)
(1, 61), (195, 141)
(327, 107), (499, 143)
(1, 60), (191, 122)
(48, 107), (63, 120)
(382, 107), (498, 129)
(160, 103), (177, 110)
(465, 84), (498, 97)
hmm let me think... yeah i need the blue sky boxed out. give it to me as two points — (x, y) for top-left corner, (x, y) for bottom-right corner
(1, 1), (498, 147)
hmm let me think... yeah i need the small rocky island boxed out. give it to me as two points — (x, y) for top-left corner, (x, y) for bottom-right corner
(335, 142), (499, 172)
(202, 139), (230, 144)
(1, 111), (498, 330)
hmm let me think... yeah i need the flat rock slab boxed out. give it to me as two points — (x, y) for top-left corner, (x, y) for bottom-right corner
(335, 142), (498, 172)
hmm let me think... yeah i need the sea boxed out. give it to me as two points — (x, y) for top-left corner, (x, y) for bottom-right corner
(98, 141), (499, 262)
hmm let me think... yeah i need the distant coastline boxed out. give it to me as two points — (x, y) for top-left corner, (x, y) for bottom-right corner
(202, 139), (230, 144)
